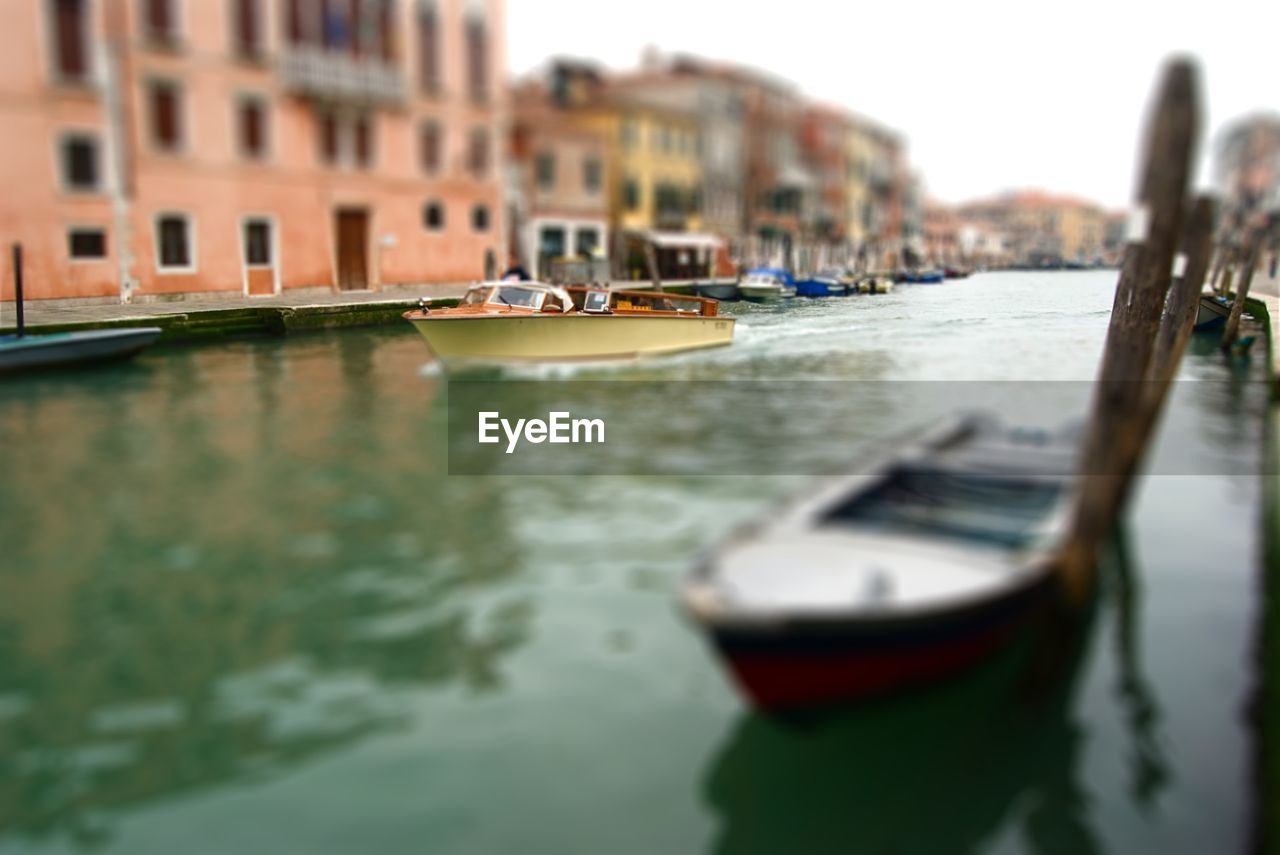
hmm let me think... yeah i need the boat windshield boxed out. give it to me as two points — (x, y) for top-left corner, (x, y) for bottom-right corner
(486, 285), (543, 309)
(461, 287), (491, 305)
(743, 275), (778, 286)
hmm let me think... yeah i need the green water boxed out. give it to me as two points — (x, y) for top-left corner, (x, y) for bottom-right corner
(0, 272), (1271, 854)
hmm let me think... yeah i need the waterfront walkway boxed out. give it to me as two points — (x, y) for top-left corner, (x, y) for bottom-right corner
(0, 283), (468, 341)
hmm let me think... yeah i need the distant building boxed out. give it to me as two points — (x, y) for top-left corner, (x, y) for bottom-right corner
(1, 0), (506, 302)
(540, 61), (705, 278)
(1213, 113), (1280, 270)
(958, 191), (1107, 267)
(507, 83), (610, 281)
(843, 116), (904, 269)
(1214, 113), (1280, 221)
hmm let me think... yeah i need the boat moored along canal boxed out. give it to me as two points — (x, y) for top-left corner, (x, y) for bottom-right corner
(1194, 293), (1232, 331)
(738, 268), (797, 302)
(682, 414), (1079, 711)
(403, 281), (735, 363)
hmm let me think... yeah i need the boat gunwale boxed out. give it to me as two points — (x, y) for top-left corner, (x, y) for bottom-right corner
(682, 413), (1078, 631)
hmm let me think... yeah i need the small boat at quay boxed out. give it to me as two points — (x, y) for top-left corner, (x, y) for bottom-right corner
(738, 268), (797, 302)
(403, 281), (734, 364)
(0, 327), (163, 374)
(2, 244), (161, 374)
(795, 273), (848, 298)
(856, 274), (895, 295)
(1194, 293), (1232, 331)
(695, 280), (741, 301)
(682, 414), (1079, 711)
(904, 269), (946, 284)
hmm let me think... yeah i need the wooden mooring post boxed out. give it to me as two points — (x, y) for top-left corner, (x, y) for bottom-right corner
(1057, 59), (1202, 601)
(1222, 227), (1264, 352)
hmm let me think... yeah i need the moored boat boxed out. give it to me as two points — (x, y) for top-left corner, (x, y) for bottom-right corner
(695, 280), (741, 301)
(402, 281), (734, 364)
(738, 268), (796, 302)
(1194, 293), (1231, 331)
(795, 273), (847, 298)
(907, 269), (946, 284)
(856, 274), (894, 294)
(682, 414), (1079, 711)
(0, 327), (163, 374)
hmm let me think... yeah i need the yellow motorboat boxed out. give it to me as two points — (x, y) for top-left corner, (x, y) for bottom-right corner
(403, 281), (735, 363)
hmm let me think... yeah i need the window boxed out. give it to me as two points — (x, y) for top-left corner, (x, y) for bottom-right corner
(535, 152), (555, 191)
(417, 0), (439, 93)
(243, 219), (271, 266)
(60, 134), (100, 191)
(465, 15), (487, 102)
(620, 118), (637, 149)
(575, 228), (599, 258)
(423, 201), (444, 230)
(148, 80), (182, 151)
(232, 0), (262, 58)
(155, 214), (193, 271)
(471, 204), (489, 232)
(467, 127), (488, 178)
(51, 0), (91, 81)
(353, 114), (373, 168)
(67, 227), (106, 260)
(237, 96), (266, 159)
(583, 157), (601, 194)
(623, 179), (640, 211)
(319, 111), (338, 163)
(144, 0), (179, 44)
(420, 121), (441, 174)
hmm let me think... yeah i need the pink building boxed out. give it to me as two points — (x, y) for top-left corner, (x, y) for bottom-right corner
(1, 0), (506, 302)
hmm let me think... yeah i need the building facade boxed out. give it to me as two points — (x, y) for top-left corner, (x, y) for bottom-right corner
(2, 0), (506, 302)
(958, 191), (1106, 267)
(507, 85), (608, 280)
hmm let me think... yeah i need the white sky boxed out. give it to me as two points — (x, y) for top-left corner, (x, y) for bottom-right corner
(509, 0), (1279, 209)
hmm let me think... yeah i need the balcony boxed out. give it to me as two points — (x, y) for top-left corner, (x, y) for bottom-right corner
(280, 47), (405, 106)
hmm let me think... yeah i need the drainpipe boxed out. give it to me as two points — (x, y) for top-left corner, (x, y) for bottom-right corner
(102, 0), (137, 303)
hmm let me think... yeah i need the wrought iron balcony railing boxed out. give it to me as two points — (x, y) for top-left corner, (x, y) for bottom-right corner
(280, 47), (406, 106)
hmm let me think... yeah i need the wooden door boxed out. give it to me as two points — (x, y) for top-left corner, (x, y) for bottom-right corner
(335, 209), (368, 291)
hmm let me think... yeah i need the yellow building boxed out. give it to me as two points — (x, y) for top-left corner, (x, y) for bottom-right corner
(572, 98), (703, 235)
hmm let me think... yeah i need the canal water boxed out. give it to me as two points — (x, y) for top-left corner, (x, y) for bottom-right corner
(0, 272), (1271, 854)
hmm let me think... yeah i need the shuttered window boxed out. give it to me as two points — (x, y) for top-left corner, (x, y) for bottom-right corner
(466, 16), (487, 102)
(149, 80), (182, 151)
(238, 97), (266, 159)
(418, 2), (438, 93)
(420, 121), (441, 174)
(53, 0), (90, 81)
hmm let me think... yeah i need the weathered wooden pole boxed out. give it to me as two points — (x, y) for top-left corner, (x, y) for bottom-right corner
(1151, 196), (1218, 384)
(1222, 227), (1262, 351)
(1110, 194), (1217, 511)
(1058, 59), (1201, 601)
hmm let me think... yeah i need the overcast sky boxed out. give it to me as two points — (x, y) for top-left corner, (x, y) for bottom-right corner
(509, 0), (1279, 209)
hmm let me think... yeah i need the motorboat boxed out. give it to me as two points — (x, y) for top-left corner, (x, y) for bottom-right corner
(738, 268), (796, 302)
(403, 280), (734, 363)
(795, 273), (848, 298)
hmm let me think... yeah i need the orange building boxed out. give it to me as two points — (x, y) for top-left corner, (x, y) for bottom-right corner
(1, 0), (505, 302)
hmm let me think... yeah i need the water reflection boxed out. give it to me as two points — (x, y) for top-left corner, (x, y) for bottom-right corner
(702, 539), (1165, 855)
(0, 331), (532, 849)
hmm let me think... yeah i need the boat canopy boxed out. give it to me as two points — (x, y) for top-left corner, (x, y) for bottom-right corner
(463, 280), (576, 311)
